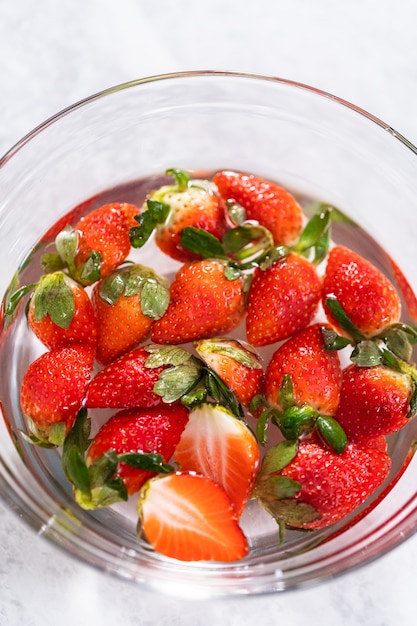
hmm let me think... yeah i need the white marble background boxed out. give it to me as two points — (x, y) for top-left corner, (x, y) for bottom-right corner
(1, 1), (417, 624)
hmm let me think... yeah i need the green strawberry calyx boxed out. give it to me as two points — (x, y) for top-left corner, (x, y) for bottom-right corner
(62, 410), (174, 510)
(129, 168), (217, 250)
(251, 374), (347, 454)
(253, 440), (322, 540)
(20, 417), (67, 448)
(180, 204), (334, 272)
(143, 343), (246, 417)
(99, 264), (170, 320)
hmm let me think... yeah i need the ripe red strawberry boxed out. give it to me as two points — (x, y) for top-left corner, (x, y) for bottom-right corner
(20, 345), (95, 446)
(85, 405), (189, 497)
(27, 271), (98, 351)
(138, 472), (249, 562)
(265, 324), (342, 416)
(144, 168), (227, 263)
(86, 344), (204, 409)
(254, 437), (391, 530)
(322, 245), (401, 338)
(151, 259), (247, 344)
(213, 170), (304, 246)
(91, 264), (170, 365)
(194, 338), (264, 407)
(70, 202), (139, 284)
(173, 403), (260, 518)
(334, 364), (414, 441)
(246, 253), (322, 347)
(85, 346), (167, 409)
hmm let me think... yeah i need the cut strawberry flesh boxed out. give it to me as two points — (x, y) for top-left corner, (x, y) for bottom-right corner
(139, 473), (249, 562)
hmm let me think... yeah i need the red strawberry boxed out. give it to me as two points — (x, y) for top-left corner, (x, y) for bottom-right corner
(144, 168), (227, 263)
(85, 344), (202, 409)
(20, 345), (95, 446)
(213, 170), (303, 246)
(173, 403), (260, 518)
(92, 264), (170, 365)
(322, 245), (401, 338)
(67, 202), (139, 284)
(85, 405), (189, 496)
(138, 472), (249, 562)
(151, 259), (247, 344)
(194, 338), (264, 407)
(334, 364), (414, 441)
(85, 346), (167, 409)
(246, 253), (322, 347)
(265, 324), (342, 416)
(254, 437), (391, 530)
(27, 271), (98, 351)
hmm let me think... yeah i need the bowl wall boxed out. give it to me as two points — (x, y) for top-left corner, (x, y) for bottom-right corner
(1, 71), (417, 597)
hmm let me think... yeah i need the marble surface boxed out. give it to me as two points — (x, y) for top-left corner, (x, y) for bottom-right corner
(1, 0), (417, 624)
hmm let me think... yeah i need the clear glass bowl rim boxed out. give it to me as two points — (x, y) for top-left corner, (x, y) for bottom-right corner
(1, 70), (417, 598)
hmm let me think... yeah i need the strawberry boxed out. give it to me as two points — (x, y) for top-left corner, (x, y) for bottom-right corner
(52, 202), (140, 285)
(173, 403), (260, 518)
(85, 345), (202, 408)
(85, 346), (167, 409)
(20, 345), (95, 446)
(213, 170), (304, 247)
(62, 405), (188, 509)
(322, 245), (401, 338)
(194, 338), (264, 407)
(27, 271), (98, 351)
(151, 259), (247, 345)
(138, 472), (249, 562)
(246, 252), (322, 347)
(265, 324), (342, 416)
(91, 264), (170, 365)
(254, 437), (391, 530)
(333, 364), (414, 441)
(130, 168), (227, 263)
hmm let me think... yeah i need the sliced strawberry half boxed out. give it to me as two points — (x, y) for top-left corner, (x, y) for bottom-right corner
(173, 403), (260, 517)
(138, 472), (249, 562)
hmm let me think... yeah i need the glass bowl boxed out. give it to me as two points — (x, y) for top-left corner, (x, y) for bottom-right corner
(1, 71), (417, 599)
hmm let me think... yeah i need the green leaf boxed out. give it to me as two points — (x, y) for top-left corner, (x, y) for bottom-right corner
(140, 279), (170, 319)
(320, 326), (352, 351)
(129, 200), (170, 248)
(145, 344), (196, 368)
(203, 369), (243, 417)
(350, 340), (384, 367)
(408, 383), (417, 418)
(325, 297), (366, 343)
(165, 167), (190, 192)
(194, 338), (263, 369)
(180, 226), (226, 259)
(256, 475), (302, 500)
(88, 450), (119, 488)
(316, 415), (347, 454)
(381, 327), (413, 362)
(154, 362), (202, 403)
(260, 497), (322, 527)
(78, 250), (103, 284)
(259, 440), (299, 476)
(278, 374), (295, 412)
(33, 272), (75, 329)
(55, 225), (78, 273)
(223, 263), (242, 281)
(295, 207), (331, 255)
(279, 405), (317, 440)
(62, 409), (91, 491)
(225, 200), (246, 225)
(99, 272), (125, 305)
(118, 452), (173, 473)
(40, 252), (66, 273)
